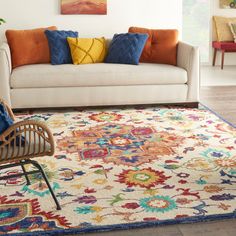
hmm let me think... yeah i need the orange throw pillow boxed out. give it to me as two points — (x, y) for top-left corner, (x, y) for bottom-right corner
(129, 27), (178, 66)
(6, 26), (57, 68)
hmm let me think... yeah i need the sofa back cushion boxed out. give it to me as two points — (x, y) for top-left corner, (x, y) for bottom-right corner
(6, 26), (57, 68)
(129, 27), (178, 65)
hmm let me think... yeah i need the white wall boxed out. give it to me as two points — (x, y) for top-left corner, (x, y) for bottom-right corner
(211, 0), (236, 65)
(0, 0), (182, 43)
(212, 0), (236, 21)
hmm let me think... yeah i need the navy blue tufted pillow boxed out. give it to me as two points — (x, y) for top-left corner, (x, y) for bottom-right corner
(105, 33), (148, 65)
(0, 103), (25, 146)
(45, 30), (78, 65)
(0, 104), (13, 135)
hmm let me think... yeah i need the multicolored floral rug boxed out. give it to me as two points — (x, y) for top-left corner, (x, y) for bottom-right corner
(1, 106), (236, 235)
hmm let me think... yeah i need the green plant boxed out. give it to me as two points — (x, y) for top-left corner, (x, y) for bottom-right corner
(0, 18), (6, 25)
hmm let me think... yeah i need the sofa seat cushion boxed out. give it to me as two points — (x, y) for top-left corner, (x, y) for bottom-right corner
(10, 63), (187, 89)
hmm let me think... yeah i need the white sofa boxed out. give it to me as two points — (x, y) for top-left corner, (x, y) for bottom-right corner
(0, 41), (199, 109)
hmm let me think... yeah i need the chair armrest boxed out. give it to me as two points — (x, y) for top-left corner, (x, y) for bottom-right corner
(0, 43), (12, 105)
(0, 120), (55, 162)
(177, 41), (200, 102)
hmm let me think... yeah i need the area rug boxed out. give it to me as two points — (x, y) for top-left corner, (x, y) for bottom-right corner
(1, 106), (236, 235)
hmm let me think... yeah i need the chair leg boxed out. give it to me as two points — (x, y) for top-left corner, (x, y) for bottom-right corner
(213, 48), (217, 66)
(31, 160), (61, 210)
(221, 50), (225, 70)
(20, 162), (31, 185)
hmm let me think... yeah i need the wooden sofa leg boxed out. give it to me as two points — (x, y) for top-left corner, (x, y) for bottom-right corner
(183, 102), (199, 109)
(221, 50), (225, 70)
(213, 48), (217, 66)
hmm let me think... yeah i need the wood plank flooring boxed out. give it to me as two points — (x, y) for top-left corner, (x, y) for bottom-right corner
(78, 219), (236, 236)
(200, 86), (236, 125)
(75, 86), (236, 236)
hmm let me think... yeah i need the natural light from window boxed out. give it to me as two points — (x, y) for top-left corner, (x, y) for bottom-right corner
(183, 0), (210, 63)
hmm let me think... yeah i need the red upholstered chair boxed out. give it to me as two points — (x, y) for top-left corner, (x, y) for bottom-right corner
(212, 41), (236, 69)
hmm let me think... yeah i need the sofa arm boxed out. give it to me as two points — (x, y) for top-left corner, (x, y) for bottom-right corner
(0, 43), (12, 105)
(177, 41), (200, 102)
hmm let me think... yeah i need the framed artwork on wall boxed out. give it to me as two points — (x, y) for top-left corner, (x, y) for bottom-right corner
(220, 0), (236, 9)
(61, 0), (107, 15)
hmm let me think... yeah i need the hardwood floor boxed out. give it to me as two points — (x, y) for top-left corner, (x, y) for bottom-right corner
(200, 86), (236, 125)
(78, 219), (236, 236)
(75, 86), (236, 236)
(201, 66), (236, 86)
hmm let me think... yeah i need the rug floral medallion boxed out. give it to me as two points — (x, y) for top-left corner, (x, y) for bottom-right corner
(1, 107), (236, 235)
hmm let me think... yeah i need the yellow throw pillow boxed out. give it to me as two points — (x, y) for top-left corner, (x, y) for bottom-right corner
(213, 16), (236, 41)
(67, 37), (106, 64)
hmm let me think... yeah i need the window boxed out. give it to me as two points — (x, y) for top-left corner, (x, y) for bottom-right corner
(183, 0), (211, 62)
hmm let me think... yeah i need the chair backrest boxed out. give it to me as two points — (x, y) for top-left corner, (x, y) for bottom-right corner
(212, 17), (217, 42)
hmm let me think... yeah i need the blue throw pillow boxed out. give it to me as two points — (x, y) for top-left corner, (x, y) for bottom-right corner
(105, 33), (148, 65)
(0, 103), (25, 146)
(45, 30), (78, 65)
(0, 104), (13, 134)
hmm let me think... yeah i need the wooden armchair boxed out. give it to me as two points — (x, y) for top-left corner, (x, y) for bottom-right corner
(0, 99), (61, 210)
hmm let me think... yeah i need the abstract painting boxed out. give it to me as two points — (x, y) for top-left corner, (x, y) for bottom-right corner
(61, 0), (107, 15)
(220, 0), (236, 9)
